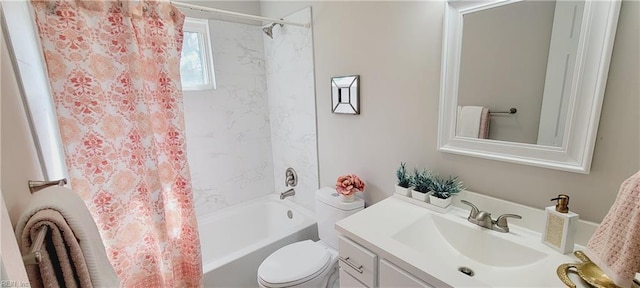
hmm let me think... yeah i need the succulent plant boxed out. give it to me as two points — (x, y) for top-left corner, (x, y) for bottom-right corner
(396, 162), (412, 188)
(430, 176), (464, 199)
(411, 169), (435, 193)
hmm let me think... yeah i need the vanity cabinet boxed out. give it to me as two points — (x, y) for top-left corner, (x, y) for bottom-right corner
(338, 235), (433, 288)
(335, 196), (596, 287)
(379, 259), (432, 287)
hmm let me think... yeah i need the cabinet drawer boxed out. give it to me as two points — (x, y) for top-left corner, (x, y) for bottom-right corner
(338, 236), (377, 287)
(379, 259), (433, 287)
(339, 268), (367, 288)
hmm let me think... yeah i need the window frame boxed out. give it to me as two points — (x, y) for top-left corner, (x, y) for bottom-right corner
(181, 17), (216, 91)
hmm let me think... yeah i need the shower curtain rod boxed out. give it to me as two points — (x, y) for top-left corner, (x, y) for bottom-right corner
(170, 1), (310, 28)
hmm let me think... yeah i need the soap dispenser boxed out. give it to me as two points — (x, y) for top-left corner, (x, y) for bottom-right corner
(542, 194), (578, 254)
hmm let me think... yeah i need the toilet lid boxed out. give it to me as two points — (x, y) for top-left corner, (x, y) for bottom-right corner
(258, 240), (331, 286)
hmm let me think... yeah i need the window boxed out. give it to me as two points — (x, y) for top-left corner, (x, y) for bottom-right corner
(181, 18), (216, 90)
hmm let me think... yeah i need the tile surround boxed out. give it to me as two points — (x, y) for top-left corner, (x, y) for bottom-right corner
(265, 8), (319, 212)
(183, 20), (274, 218)
(184, 8), (318, 217)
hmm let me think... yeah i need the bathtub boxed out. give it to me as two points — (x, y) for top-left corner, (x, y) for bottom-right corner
(199, 194), (318, 287)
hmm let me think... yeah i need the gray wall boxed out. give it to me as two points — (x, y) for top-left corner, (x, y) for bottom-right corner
(260, 1), (640, 223)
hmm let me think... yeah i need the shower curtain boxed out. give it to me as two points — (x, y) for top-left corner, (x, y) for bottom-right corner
(30, 0), (202, 286)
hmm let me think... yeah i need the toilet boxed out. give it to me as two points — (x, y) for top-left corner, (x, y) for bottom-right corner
(257, 187), (365, 287)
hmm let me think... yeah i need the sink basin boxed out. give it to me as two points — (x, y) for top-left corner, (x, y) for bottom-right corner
(392, 213), (548, 267)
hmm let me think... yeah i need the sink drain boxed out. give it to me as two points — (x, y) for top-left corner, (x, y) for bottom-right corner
(458, 266), (474, 277)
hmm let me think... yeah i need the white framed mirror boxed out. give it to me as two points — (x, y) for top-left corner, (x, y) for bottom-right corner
(438, 0), (621, 174)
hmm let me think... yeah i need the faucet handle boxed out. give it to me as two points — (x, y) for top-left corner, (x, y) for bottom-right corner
(460, 200), (479, 219)
(495, 214), (522, 232)
(285, 168), (297, 187)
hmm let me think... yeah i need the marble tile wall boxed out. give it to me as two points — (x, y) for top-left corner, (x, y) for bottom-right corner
(183, 20), (275, 218)
(183, 8), (318, 217)
(264, 8), (319, 212)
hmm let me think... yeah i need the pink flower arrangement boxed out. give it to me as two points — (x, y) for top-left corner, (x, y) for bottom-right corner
(335, 174), (366, 196)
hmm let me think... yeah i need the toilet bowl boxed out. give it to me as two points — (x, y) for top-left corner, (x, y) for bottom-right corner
(257, 188), (364, 288)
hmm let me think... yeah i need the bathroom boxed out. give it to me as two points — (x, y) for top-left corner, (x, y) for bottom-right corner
(1, 0), (638, 287)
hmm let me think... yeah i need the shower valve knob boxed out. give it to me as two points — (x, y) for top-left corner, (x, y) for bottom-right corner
(285, 168), (297, 187)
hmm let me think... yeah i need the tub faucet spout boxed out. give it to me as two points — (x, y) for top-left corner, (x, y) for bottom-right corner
(280, 188), (295, 200)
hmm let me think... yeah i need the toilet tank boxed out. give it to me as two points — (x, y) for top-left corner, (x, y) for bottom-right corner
(315, 187), (364, 250)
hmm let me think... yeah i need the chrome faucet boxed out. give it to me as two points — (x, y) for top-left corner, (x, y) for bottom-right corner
(460, 200), (522, 233)
(472, 210), (494, 229)
(280, 188), (295, 200)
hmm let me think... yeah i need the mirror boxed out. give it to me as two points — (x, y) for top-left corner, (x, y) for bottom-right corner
(332, 75), (360, 114)
(439, 0), (621, 173)
(458, 0), (582, 146)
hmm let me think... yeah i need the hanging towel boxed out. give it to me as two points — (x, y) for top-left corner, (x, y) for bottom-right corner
(457, 106), (490, 139)
(478, 107), (490, 139)
(15, 186), (119, 288)
(585, 170), (640, 287)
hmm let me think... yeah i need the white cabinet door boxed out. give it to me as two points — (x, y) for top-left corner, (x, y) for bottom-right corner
(379, 259), (433, 288)
(339, 268), (368, 288)
(338, 236), (377, 287)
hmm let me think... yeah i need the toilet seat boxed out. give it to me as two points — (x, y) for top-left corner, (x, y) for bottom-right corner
(258, 240), (332, 287)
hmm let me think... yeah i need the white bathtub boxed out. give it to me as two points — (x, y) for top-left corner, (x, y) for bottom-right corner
(199, 194), (318, 287)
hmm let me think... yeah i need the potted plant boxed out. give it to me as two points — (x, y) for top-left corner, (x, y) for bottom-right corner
(410, 169), (434, 202)
(395, 162), (412, 196)
(429, 176), (464, 208)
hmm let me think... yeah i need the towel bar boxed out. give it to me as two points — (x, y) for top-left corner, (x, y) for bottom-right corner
(28, 178), (67, 193)
(22, 225), (48, 265)
(489, 108), (517, 115)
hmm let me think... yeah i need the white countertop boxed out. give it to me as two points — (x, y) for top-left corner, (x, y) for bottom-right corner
(336, 195), (592, 287)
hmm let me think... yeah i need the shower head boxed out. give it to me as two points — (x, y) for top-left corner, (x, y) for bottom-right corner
(262, 22), (283, 39)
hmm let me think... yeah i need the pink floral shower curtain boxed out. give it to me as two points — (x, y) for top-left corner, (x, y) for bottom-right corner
(31, 0), (202, 286)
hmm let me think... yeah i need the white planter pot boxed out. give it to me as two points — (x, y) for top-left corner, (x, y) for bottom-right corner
(411, 190), (430, 202)
(429, 194), (452, 208)
(395, 185), (411, 197)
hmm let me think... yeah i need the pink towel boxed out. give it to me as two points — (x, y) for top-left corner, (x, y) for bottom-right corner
(456, 106), (489, 138)
(21, 209), (92, 288)
(479, 107), (490, 139)
(15, 186), (119, 287)
(585, 170), (640, 287)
